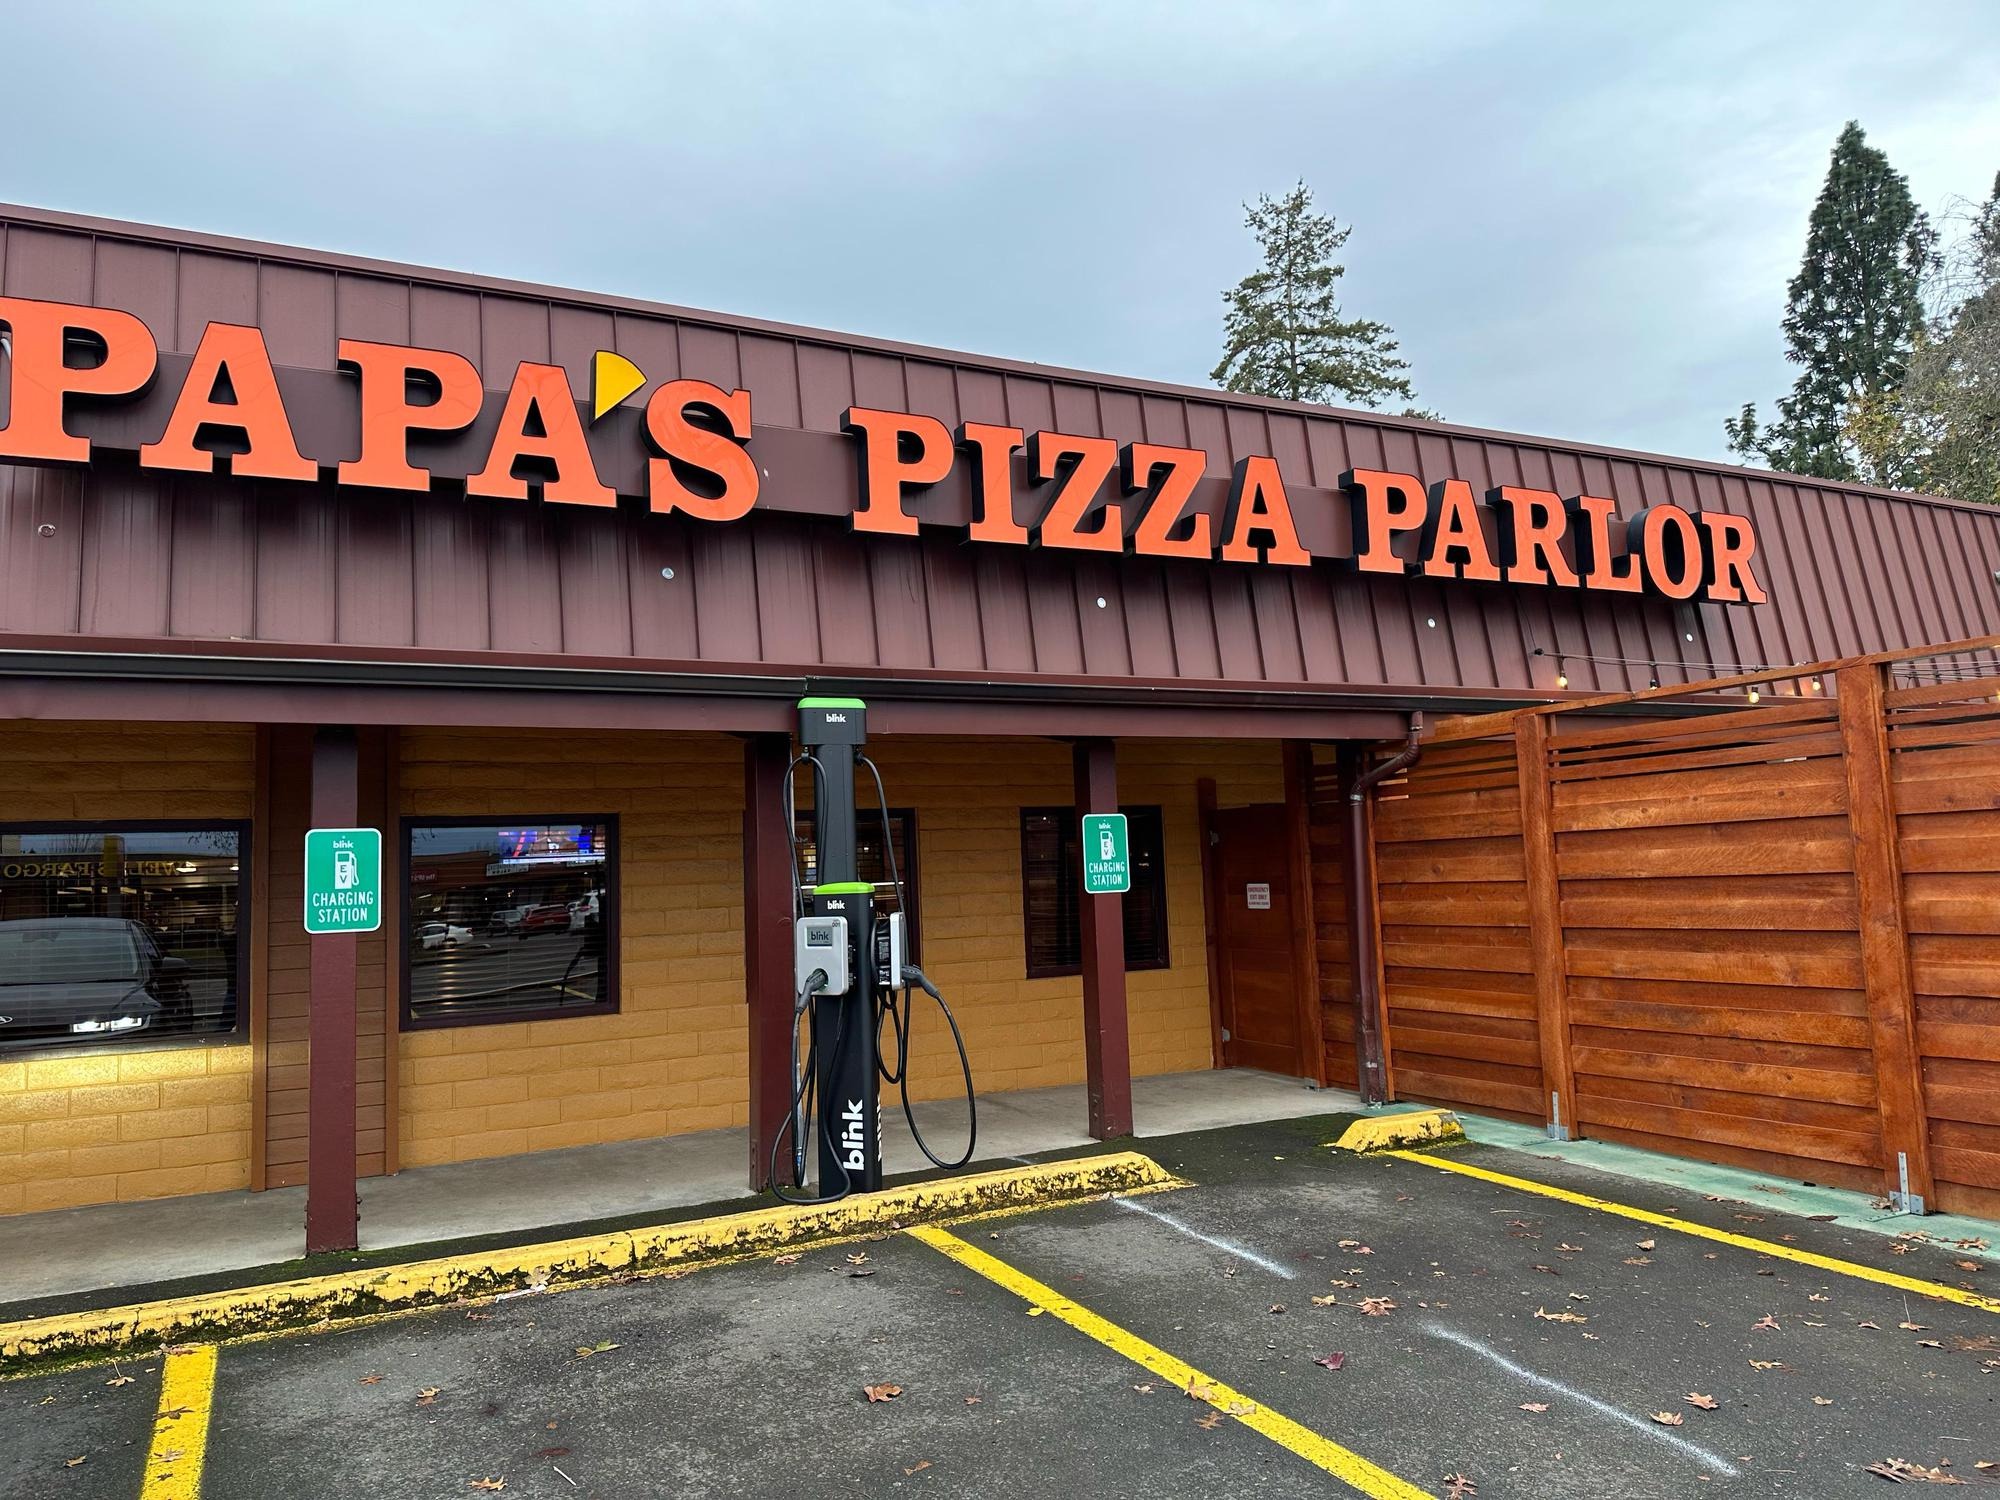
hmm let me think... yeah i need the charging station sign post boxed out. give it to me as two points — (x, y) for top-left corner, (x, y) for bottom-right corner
(1081, 813), (1132, 896)
(303, 827), (383, 934)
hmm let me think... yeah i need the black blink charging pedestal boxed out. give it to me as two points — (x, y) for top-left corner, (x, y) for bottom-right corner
(798, 696), (881, 1194)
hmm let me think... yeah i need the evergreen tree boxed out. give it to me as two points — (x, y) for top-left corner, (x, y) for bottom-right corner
(1726, 121), (1934, 482)
(1212, 182), (1419, 411)
(1851, 173), (2000, 503)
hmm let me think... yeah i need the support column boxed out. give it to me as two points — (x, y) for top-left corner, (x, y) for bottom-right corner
(1514, 716), (1578, 1142)
(1073, 737), (1132, 1140)
(743, 733), (796, 1190)
(1837, 663), (1935, 1213)
(306, 726), (360, 1254)
(1283, 741), (1329, 1086)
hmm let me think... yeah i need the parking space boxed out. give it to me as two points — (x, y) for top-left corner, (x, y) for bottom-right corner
(4, 1116), (1996, 1497)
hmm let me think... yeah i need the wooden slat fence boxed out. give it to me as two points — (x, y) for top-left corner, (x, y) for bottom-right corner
(1349, 640), (2000, 1216)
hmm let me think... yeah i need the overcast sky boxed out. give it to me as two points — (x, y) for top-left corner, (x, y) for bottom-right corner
(3, 2), (1995, 464)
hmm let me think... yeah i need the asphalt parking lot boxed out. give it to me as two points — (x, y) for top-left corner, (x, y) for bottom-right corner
(5, 1116), (1997, 1498)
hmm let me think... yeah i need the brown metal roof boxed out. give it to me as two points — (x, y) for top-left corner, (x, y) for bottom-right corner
(4, 201), (1999, 707)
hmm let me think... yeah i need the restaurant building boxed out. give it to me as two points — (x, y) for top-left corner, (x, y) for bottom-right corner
(3, 202), (1998, 1251)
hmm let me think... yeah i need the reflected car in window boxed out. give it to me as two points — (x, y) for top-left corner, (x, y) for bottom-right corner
(0, 917), (193, 1045)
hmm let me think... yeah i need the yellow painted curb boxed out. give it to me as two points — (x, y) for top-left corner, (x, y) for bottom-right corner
(1, 1151), (1178, 1372)
(1331, 1109), (1464, 1154)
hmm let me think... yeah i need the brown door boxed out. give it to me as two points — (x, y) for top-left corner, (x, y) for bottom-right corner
(1210, 804), (1304, 1075)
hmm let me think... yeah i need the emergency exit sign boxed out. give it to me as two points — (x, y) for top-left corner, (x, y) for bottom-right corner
(303, 827), (382, 935)
(1080, 813), (1131, 895)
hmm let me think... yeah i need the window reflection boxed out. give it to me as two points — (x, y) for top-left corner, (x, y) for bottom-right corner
(405, 820), (615, 1026)
(0, 827), (244, 1050)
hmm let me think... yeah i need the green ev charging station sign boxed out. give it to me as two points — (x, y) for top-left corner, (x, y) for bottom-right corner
(1080, 813), (1131, 895)
(303, 827), (383, 934)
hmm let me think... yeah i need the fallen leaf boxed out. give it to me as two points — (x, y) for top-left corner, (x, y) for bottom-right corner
(1268, 1304), (1285, 1315)
(1865, 1457), (1966, 1483)
(1900, 1322), (1930, 1332)
(1185, 1379), (1218, 1402)
(772, 1254), (801, 1266)
(465, 1312), (492, 1322)
(1652, 1411), (1685, 1427)
(1686, 1393), (1718, 1410)
(1311, 1295), (1339, 1306)
(1358, 1297), (1399, 1317)
(1131, 1384), (1152, 1394)
(1195, 1411), (1224, 1431)
(358, 1375), (384, 1385)
(1808, 1293), (1830, 1302)
(1533, 1306), (1587, 1324)
(1329, 1278), (1360, 1289)
(1558, 1243), (1583, 1253)
(847, 1253), (870, 1266)
(1443, 1474), (1477, 1499)
(1813, 1397), (1833, 1406)
(964, 1396), (982, 1405)
(1315, 1353), (1345, 1370)
(416, 1387), (442, 1406)
(64, 1457), (86, 1468)
(1026, 1308), (1045, 1317)
(1891, 1244), (1915, 1256)
(1624, 1256), (1653, 1266)
(105, 1375), (133, 1388)
(1860, 1321), (1881, 1329)
(1519, 1402), (1549, 1413)
(1533, 1264), (1560, 1276)
(904, 1461), (932, 1476)
(1637, 1239), (1657, 1251)
(573, 1342), (621, 1359)
(1955, 1261), (1981, 1273)
(1749, 1360), (1788, 1371)
(470, 1481), (506, 1494)
(863, 1384), (903, 1404)
(534, 1447), (570, 1459)
(1752, 1315), (1780, 1332)
(1918, 1339), (1944, 1348)
(1225, 1399), (1256, 1417)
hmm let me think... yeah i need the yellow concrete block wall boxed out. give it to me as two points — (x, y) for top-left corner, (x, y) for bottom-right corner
(394, 729), (1282, 1171)
(0, 722), (256, 1215)
(396, 730), (749, 1169)
(852, 737), (1284, 1105)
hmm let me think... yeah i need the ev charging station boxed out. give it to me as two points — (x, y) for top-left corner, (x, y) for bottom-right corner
(774, 697), (976, 1202)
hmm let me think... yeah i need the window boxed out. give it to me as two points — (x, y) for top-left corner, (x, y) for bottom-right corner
(403, 818), (617, 1028)
(0, 824), (248, 1051)
(794, 808), (919, 959)
(1019, 806), (1168, 979)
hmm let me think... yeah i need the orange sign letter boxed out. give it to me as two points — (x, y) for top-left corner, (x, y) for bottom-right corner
(0, 297), (157, 464)
(1419, 479), (1501, 582)
(466, 363), (614, 507)
(1341, 469), (1426, 573)
(337, 340), (483, 492)
(1124, 443), (1210, 559)
(646, 380), (757, 522)
(1219, 456), (1309, 566)
(842, 407), (951, 536)
(1696, 511), (1769, 605)
(957, 422), (1027, 545)
(1632, 504), (1703, 600)
(1487, 485), (1580, 588)
(1564, 495), (1643, 594)
(140, 322), (314, 481)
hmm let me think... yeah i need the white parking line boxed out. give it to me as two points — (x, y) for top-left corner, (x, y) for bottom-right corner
(1423, 1323), (1740, 1478)
(1111, 1194), (1299, 1280)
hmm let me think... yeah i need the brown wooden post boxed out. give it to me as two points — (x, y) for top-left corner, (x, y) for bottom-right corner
(378, 727), (402, 1176)
(743, 733), (796, 1190)
(1283, 741), (1329, 1086)
(1195, 777), (1225, 1068)
(248, 726), (273, 1193)
(306, 725), (360, 1254)
(1514, 715), (1578, 1141)
(1837, 663), (1936, 1212)
(1074, 737), (1133, 1139)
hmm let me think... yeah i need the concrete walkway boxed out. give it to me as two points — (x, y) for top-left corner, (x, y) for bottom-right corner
(0, 1068), (1341, 1305)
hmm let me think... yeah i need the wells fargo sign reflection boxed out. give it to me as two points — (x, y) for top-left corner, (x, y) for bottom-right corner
(0, 295), (1765, 604)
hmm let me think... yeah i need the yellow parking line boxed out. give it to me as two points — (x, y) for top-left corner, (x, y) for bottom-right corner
(906, 1224), (1433, 1499)
(141, 1343), (218, 1500)
(1389, 1150), (2000, 1316)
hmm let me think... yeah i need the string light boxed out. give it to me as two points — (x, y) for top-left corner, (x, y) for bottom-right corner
(1747, 687), (1761, 704)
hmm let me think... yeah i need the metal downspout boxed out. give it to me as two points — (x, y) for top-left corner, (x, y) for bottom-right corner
(1346, 715), (1423, 1106)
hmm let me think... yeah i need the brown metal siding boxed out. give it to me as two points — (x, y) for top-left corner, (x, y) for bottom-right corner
(5, 205), (2000, 699)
